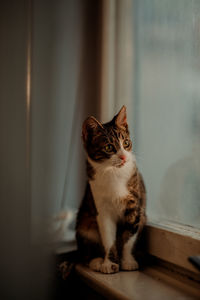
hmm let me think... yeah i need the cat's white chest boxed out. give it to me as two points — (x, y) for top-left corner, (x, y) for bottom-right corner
(91, 172), (128, 199)
(89, 161), (135, 217)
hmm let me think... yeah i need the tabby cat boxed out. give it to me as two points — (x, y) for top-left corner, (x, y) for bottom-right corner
(76, 106), (146, 274)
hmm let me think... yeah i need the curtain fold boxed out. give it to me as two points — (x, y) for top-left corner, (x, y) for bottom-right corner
(31, 0), (102, 241)
(100, 0), (134, 133)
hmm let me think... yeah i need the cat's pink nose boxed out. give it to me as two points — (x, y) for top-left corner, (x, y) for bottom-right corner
(119, 155), (126, 162)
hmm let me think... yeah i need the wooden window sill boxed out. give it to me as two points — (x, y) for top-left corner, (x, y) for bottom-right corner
(58, 222), (200, 298)
(143, 221), (200, 275)
(75, 264), (200, 300)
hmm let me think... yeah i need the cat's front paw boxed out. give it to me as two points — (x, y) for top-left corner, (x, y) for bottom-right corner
(100, 259), (119, 274)
(121, 256), (139, 271)
(89, 257), (103, 272)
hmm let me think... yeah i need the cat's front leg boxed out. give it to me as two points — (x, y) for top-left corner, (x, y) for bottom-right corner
(121, 230), (139, 271)
(121, 199), (140, 271)
(96, 213), (119, 274)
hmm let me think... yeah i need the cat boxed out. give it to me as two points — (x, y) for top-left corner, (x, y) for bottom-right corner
(76, 106), (146, 274)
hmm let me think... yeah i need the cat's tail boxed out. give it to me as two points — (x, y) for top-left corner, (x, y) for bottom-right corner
(58, 260), (75, 280)
(57, 250), (80, 280)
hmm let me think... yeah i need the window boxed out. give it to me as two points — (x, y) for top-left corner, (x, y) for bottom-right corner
(133, 0), (200, 230)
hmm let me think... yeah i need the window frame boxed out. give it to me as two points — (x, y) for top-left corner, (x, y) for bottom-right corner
(141, 221), (200, 276)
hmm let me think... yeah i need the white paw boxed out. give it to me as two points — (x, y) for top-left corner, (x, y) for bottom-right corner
(100, 259), (119, 274)
(121, 256), (139, 271)
(89, 257), (103, 272)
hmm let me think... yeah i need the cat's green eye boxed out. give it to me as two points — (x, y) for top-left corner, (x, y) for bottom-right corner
(124, 139), (130, 147)
(104, 144), (113, 152)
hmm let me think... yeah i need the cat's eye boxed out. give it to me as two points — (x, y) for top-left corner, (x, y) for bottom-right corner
(124, 139), (130, 148)
(104, 144), (114, 152)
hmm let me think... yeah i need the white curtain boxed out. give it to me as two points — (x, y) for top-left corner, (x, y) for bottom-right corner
(31, 0), (134, 242)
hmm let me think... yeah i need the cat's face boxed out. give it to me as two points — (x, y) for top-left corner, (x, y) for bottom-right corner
(82, 106), (134, 168)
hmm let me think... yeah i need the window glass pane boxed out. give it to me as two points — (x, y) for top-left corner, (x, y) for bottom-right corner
(134, 0), (200, 228)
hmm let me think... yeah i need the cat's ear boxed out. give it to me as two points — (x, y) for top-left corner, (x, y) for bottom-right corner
(115, 105), (128, 129)
(82, 116), (103, 143)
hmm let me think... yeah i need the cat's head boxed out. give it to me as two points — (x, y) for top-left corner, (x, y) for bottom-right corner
(82, 106), (134, 169)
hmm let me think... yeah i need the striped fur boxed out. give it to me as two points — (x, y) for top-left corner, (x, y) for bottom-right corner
(76, 106), (146, 274)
